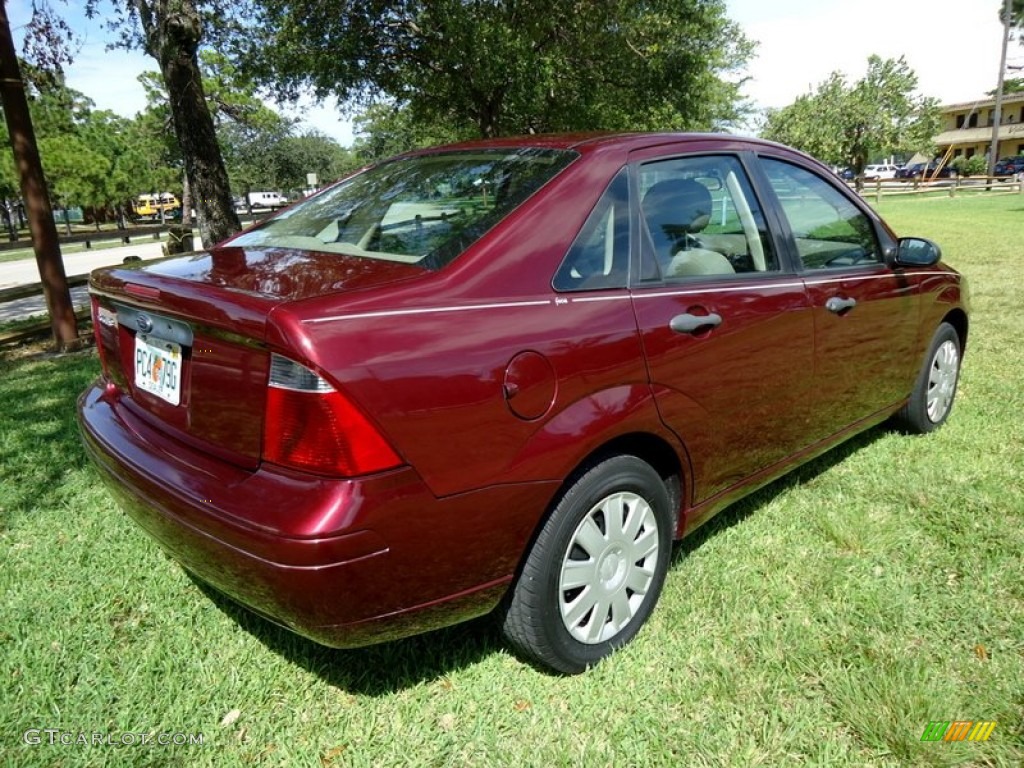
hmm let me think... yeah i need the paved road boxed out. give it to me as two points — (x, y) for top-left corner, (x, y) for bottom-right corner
(0, 239), (167, 289)
(0, 240), (168, 323)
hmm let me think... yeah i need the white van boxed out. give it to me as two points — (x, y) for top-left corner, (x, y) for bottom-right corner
(246, 191), (288, 209)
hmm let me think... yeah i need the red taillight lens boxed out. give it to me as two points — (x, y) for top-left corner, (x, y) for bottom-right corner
(90, 297), (109, 373)
(263, 355), (401, 477)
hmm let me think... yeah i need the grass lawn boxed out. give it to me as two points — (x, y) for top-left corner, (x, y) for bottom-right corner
(1, 194), (1022, 767)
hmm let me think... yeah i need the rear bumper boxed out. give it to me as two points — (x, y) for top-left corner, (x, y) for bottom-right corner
(78, 379), (556, 647)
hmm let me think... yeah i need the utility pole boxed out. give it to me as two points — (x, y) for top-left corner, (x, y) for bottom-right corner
(0, 1), (78, 349)
(988, 0), (1014, 179)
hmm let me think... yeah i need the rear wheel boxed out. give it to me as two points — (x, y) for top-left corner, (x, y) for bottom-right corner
(895, 322), (962, 433)
(502, 455), (673, 673)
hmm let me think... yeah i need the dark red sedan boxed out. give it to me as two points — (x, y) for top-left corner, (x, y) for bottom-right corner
(78, 133), (968, 673)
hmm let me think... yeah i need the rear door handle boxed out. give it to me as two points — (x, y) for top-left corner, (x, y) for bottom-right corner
(670, 312), (722, 334)
(825, 296), (857, 314)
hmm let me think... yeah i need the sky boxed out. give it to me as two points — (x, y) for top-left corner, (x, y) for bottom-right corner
(6, 0), (1022, 146)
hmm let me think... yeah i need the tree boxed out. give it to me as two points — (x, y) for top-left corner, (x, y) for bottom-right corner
(1005, 0), (1024, 26)
(85, 0), (241, 246)
(37, 135), (107, 233)
(990, 77), (1024, 95)
(762, 56), (940, 184)
(352, 102), (465, 163)
(1, 72), (173, 228)
(0, 3), (77, 348)
(135, 53), (356, 201)
(272, 131), (359, 193)
(242, 0), (753, 138)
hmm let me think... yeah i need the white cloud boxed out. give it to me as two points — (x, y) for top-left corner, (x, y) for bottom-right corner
(275, 94), (356, 146)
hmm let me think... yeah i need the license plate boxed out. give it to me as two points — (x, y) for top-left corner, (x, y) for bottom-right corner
(134, 334), (183, 405)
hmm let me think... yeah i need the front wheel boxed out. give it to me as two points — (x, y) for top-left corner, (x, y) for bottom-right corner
(895, 322), (962, 433)
(501, 455), (673, 673)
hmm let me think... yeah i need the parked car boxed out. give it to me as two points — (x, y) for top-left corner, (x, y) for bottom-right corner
(993, 155), (1024, 177)
(78, 133), (969, 673)
(246, 190), (289, 209)
(863, 163), (900, 180)
(896, 162), (956, 180)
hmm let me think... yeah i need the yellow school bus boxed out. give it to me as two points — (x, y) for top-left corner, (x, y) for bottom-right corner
(132, 193), (180, 221)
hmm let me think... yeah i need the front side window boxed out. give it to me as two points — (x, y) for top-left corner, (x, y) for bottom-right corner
(638, 155), (778, 280)
(761, 158), (881, 270)
(230, 148), (578, 270)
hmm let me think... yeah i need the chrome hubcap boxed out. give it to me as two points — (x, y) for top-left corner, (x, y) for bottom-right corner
(558, 491), (660, 644)
(927, 340), (960, 423)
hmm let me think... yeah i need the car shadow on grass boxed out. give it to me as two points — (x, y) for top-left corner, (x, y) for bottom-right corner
(190, 423), (890, 691)
(669, 423), (888, 565)
(189, 574), (505, 694)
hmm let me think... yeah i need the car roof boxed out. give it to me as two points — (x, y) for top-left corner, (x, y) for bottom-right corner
(405, 131), (796, 157)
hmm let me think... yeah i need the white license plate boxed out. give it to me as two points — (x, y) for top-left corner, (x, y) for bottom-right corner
(134, 334), (183, 405)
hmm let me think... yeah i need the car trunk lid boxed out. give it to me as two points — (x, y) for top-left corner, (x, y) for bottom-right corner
(89, 246), (424, 471)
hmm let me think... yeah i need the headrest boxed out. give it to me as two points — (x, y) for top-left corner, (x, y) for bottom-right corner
(642, 179), (713, 234)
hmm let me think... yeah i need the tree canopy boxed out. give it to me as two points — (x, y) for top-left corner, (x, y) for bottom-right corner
(761, 56), (940, 180)
(0, 72), (169, 225)
(2, 37), (355, 223)
(243, 0), (754, 138)
(83, 0), (242, 245)
(13, 0), (759, 240)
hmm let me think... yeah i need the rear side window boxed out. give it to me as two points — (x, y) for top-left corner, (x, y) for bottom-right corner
(230, 148), (578, 270)
(553, 168), (630, 291)
(761, 158), (881, 269)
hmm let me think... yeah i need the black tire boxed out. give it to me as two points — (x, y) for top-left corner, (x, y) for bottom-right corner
(501, 455), (673, 673)
(895, 322), (962, 434)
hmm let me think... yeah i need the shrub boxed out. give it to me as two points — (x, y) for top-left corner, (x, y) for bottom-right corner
(949, 155), (987, 177)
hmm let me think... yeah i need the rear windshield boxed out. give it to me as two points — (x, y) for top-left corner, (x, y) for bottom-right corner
(229, 148), (578, 270)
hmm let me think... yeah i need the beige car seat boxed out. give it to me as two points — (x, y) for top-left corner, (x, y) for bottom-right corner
(642, 179), (734, 278)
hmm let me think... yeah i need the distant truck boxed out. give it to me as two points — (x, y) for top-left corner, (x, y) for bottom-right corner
(245, 191), (289, 209)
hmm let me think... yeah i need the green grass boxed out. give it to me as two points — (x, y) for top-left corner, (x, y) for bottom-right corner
(1, 194), (1022, 766)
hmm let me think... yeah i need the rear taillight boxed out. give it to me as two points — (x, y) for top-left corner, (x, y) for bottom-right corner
(90, 297), (109, 373)
(262, 354), (401, 477)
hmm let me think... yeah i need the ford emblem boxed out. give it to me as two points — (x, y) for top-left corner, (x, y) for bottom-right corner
(137, 314), (154, 334)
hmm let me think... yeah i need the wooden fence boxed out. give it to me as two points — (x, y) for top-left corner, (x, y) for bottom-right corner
(853, 175), (1024, 203)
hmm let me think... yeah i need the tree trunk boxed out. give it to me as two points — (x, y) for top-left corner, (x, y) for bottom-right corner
(135, 0), (240, 247)
(180, 170), (192, 227)
(0, 3), (77, 348)
(477, 93), (504, 138)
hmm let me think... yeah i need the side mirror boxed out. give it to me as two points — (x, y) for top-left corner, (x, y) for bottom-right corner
(893, 237), (941, 267)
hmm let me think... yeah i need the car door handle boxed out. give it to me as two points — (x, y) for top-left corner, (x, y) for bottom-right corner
(825, 296), (857, 314)
(670, 312), (722, 334)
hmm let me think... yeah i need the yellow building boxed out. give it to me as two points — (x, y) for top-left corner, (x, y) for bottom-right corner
(935, 92), (1024, 161)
